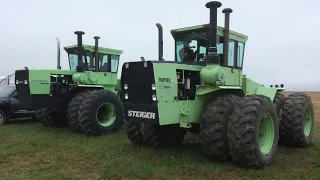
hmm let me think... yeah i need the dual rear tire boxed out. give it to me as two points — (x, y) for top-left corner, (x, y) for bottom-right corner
(200, 92), (314, 169)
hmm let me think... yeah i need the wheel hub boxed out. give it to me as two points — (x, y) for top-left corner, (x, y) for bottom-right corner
(96, 102), (116, 127)
(258, 114), (275, 155)
(304, 108), (312, 136)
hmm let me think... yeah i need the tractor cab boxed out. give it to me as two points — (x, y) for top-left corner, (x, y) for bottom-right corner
(64, 45), (123, 73)
(170, 24), (247, 69)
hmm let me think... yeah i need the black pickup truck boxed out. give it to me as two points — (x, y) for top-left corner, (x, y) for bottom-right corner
(0, 85), (36, 125)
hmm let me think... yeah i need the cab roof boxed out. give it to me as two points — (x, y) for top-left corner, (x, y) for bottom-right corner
(64, 44), (123, 56)
(170, 24), (248, 43)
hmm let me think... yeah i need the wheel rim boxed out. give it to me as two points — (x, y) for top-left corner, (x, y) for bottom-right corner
(0, 114), (3, 123)
(96, 102), (116, 127)
(258, 114), (275, 155)
(304, 108), (312, 136)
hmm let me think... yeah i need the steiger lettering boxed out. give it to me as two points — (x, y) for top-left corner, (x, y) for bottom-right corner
(128, 110), (156, 119)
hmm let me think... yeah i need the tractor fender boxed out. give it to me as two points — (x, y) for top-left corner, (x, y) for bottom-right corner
(254, 86), (278, 101)
(196, 85), (243, 96)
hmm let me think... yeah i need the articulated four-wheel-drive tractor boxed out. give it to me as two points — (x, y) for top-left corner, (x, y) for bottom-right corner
(120, 1), (315, 169)
(15, 31), (124, 136)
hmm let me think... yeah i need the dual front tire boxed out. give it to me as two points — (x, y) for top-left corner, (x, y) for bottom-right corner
(37, 89), (123, 136)
(67, 89), (124, 136)
(125, 121), (186, 148)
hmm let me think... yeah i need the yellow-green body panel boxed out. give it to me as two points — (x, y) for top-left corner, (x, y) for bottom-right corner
(28, 69), (117, 94)
(148, 62), (283, 127)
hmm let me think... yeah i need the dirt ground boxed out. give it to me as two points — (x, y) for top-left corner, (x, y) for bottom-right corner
(282, 91), (320, 123)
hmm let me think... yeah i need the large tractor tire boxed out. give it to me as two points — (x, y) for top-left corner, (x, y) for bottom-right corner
(228, 95), (279, 169)
(125, 121), (144, 145)
(280, 93), (314, 147)
(41, 108), (68, 127)
(78, 89), (124, 136)
(199, 94), (239, 162)
(273, 93), (285, 117)
(140, 123), (186, 148)
(67, 91), (91, 133)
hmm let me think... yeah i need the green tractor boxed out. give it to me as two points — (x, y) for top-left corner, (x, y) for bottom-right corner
(15, 31), (124, 136)
(120, 1), (314, 169)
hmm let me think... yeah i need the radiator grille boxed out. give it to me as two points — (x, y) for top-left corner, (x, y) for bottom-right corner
(121, 61), (155, 104)
(15, 70), (30, 95)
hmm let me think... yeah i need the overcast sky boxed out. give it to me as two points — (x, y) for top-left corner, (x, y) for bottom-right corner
(1, 0), (319, 90)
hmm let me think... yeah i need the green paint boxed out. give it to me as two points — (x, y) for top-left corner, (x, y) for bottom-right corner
(27, 69), (117, 95)
(304, 108), (312, 136)
(115, 79), (121, 91)
(258, 114), (275, 155)
(201, 66), (242, 86)
(150, 61), (281, 126)
(242, 77), (278, 101)
(96, 102), (116, 127)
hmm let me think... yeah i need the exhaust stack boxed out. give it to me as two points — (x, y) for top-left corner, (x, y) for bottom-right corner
(156, 23), (164, 61)
(205, 1), (222, 65)
(222, 8), (233, 66)
(94, 36), (100, 72)
(56, 37), (61, 69)
(74, 31), (85, 72)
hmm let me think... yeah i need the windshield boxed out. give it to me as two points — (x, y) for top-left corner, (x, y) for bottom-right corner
(69, 53), (120, 73)
(175, 31), (210, 62)
(69, 52), (95, 71)
(174, 31), (245, 68)
(0, 86), (15, 97)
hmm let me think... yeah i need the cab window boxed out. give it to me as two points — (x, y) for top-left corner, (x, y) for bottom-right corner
(111, 55), (120, 73)
(237, 42), (245, 68)
(99, 55), (109, 72)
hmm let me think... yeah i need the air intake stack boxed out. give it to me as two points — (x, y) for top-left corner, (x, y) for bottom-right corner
(94, 36), (100, 72)
(156, 23), (164, 61)
(222, 8), (233, 66)
(205, 1), (222, 65)
(74, 31), (85, 72)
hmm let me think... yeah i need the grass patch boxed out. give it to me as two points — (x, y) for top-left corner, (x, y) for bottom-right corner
(0, 119), (320, 180)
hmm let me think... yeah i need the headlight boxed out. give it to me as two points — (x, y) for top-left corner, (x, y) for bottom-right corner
(124, 93), (129, 100)
(24, 80), (28, 84)
(151, 84), (156, 90)
(15, 80), (19, 84)
(152, 95), (157, 101)
(124, 84), (128, 90)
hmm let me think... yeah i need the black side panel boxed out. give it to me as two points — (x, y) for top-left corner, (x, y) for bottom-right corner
(15, 70), (30, 95)
(19, 95), (52, 108)
(121, 61), (155, 104)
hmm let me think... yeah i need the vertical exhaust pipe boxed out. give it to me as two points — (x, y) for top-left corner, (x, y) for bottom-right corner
(205, 1), (222, 65)
(94, 36), (100, 72)
(74, 31), (85, 72)
(56, 37), (61, 69)
(156, 23), (163, 61)
(222, 8), (233, 66)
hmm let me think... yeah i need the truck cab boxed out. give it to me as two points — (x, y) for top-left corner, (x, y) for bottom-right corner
(0, 85), (35, 125)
